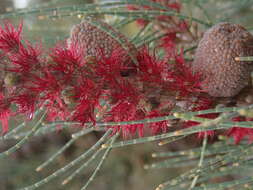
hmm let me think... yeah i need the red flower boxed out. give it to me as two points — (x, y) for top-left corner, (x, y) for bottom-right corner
(160, 33), (177, 58)
(126, 5), (149, 27)
(147, 110), (168, 135)
(9, 42), (41, 73)
(137, 47), (167, 86)
(105, 100), (144, 138)
(186, 119), (215, 139)
(227, 117), (253, 144)
(184, 97), (217, 138)
(0, 21), (41, 75)
(0, 22), (22, 53)
(110, 79), (140, 104)
(127, 0), (183, 27)
(11, 93), (37, 119)
(45, 101), (69, 122)
(103, 79), (144, 137)
(178, 20), (189, 31)
(29, 69), (64, 110)
(71, 79), (101, 124)
(167, 2), (181, 12)
(50, 41), (83, 79)
(167, 50), (203, 97)
(95, 48), (131, 84)
(137, 47), (202, 98)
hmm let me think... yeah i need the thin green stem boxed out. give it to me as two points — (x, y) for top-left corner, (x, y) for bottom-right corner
(36, 127), (94, 172)
(136, 32), (166, 47)
(196, 2), (213, 25)
(1, 122), (26, 140)
(235, 56), (253, 61)
(2, 109), (41, 140)
(159, 144), (253, 190)
(19, 129), (112, 190)
(184, 45), (197, 54)
(0, 110), (46, 159)
(189, 134), (208, 189)
(62, 145), (103, 185)
(41, 105), (253, 130)
(131, 22), (154, 43)
(114, 18), (136, 28)
(80, 133), (119, 190)
(158, 135), (188, 146)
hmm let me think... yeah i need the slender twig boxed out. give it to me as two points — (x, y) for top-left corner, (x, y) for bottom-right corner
(0, 110), (46, 159)
(81, 133), (119, 190)
(189, 134), (208, 189)
(20, 129), (112, 190)
(36, 127), (94, 172)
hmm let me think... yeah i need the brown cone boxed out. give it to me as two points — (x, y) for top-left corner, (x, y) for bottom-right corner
(69, 17), (137, 65)
(192, 22), (253, 97)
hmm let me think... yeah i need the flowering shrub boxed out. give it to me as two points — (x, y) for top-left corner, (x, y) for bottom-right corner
(0, 20), (197, 135)
(0, 19), (252, 142)
(1, 1), (253, 190)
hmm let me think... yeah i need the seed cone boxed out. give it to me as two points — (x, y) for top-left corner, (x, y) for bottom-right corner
(192, 22), (253, 97)
(69, 17), (137, 65)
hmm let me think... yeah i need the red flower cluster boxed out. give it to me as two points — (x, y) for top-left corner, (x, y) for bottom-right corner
(183, 96), (218, 138)
(127, 0), (182, 27)
(127, 0), (189, 54)
(0, 21), (251, 143)
(0, 21), (203, 138)
(227, 117), (253, 144)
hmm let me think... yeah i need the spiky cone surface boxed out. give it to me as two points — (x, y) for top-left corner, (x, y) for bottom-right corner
(192, 22), (253, 97)
(69, 17), (137, 74)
